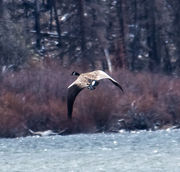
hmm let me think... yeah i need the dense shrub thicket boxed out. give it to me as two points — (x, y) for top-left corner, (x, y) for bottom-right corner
(0, 61), (180, 137)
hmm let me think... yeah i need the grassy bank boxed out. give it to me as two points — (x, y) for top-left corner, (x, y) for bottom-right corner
(0, 62), (180, 137)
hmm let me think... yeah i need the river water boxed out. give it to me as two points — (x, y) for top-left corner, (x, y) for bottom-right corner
(0, 129), (180, 172)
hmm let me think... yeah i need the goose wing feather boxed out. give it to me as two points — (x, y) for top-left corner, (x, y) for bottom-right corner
(68, 76), (89, 89)
(108, 79), (124, 92)
(88, 70), (124, 92)
(67, 84), (83, 119)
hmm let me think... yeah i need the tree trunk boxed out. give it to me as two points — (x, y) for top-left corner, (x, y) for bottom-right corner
(165, 1), (180, 71)
(49, 5), (53, 31)
(145, 0), (159, 71)
(173, 3), (180, 73)
(0, 0), (3, 18)
(163, 42), (172, 74)
(34, 0), (41, 49)
(104, 48), (112, 73)
(130, 0), (141, 71)
(116, 0), (127, 69)
(77, 0), (86, 57)
(52, 0), (61, 46)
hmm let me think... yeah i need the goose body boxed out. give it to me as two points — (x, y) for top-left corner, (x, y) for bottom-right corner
(67, 70), (123, 119)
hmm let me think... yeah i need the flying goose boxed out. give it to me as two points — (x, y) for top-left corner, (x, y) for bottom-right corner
(67, 70), (124, 120)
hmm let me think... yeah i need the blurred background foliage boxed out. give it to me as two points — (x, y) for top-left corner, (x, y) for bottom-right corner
(0, 0), (180, 74)
(1, 0), (180, 137)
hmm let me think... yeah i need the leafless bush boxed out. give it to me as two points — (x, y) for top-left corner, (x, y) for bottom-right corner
(0, 62), (180, 137)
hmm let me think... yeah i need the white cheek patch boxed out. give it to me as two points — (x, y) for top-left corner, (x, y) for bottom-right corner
(92, 80), (96, 86)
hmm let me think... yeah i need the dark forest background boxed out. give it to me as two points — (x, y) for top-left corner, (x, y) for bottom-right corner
(0, 0), (180, 74)
(1, 0), (180, 137)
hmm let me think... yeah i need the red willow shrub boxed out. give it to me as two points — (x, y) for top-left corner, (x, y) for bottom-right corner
(0, 62), (180, 137)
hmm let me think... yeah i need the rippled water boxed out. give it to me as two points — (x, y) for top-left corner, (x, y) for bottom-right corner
(0, 129), (180, 172)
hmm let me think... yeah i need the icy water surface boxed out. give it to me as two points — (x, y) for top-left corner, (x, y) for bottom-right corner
(0, 129), (180, 172)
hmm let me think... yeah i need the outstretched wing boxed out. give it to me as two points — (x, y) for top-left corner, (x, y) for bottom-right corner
(93, 70), (124, 92)
(67, 84), (83, 119)
(108, 79), (124, 92)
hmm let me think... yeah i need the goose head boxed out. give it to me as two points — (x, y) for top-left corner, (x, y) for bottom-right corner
(71, 71), (80, 76)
